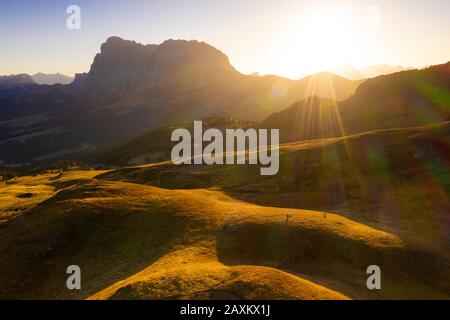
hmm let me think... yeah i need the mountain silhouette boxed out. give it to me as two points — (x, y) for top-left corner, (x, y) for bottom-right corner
(0, 37), (361, 164)
(0, 74), (42, 101)
(0, 74), (34, 88)
(75, 37), (238, 101)
(31, 72), (74, 85)
(261, 62), (450, 142)
(333, 64), (413, 80)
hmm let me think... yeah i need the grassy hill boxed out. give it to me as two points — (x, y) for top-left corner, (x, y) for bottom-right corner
(0, 122), (449, 299)
(98, 122), (450, 249)
(260, 62), (450, 142)
(1, 175), (442, 300)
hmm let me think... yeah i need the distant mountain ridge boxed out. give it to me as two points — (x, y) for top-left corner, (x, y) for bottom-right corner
(261, 62), (450, 142)
(0, 74), (34, 88)
(0, 73), (74, 87)
(32, 73), (74, 85)
(333, 64), (413, 80)
(0, 74), (40, 100)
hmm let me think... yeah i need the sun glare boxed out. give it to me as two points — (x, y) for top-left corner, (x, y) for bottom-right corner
(269, 6), (369, 78)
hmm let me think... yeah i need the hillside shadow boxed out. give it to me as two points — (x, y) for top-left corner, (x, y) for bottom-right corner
(215, 221), (450, 299)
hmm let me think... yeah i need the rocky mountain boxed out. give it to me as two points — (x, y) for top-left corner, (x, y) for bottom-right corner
(31, 73), (74, 85)
(75, 37), (239, 101)
(0, 37), (363, 165)
(78, 37), (159, 99)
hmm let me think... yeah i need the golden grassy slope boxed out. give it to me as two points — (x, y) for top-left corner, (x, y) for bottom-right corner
(89, 247), (348, 300)
(98, 122), (450, 253)
(1, 171), (448, 299)
(0, 171), (104, 222)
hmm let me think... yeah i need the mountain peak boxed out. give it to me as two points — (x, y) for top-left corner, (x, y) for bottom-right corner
(155, 38), (232, 64)
(81, 37), (159, 97)
(80, 36), (237, 99)
(100, 36), (154, 52)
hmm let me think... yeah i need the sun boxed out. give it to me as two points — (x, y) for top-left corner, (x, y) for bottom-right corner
(269, 6), (368, 78)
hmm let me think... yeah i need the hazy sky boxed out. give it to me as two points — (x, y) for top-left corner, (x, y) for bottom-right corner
(1, 0), (449, 78)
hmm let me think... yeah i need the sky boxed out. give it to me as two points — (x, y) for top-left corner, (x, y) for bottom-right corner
(1, 0), (449, 79)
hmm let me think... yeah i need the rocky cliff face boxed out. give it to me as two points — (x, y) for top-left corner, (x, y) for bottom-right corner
(147, 39), (238, 88)
(80, 37), (237, 100)
(81, 37), (157, 98)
